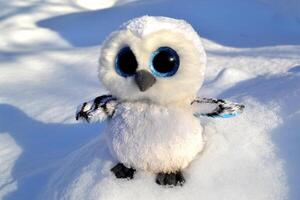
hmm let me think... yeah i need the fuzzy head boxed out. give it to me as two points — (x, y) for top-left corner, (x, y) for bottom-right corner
(98, 16), (206, 105)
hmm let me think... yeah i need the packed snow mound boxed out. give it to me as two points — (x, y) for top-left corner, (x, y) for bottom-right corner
(42, 99), (287, 200)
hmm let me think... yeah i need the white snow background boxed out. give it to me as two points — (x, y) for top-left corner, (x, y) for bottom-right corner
(0, 0), (300, 199)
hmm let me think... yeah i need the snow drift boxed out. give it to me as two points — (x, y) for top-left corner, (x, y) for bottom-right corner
(42, 98), (287, 200)
(0, 0), (300, 199)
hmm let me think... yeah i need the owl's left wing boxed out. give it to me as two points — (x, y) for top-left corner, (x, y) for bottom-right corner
(191, 97), (245, 118)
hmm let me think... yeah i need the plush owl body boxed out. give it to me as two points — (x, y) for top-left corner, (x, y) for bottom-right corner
(76, 16), (244, 186)
(107, 101), (204, 173)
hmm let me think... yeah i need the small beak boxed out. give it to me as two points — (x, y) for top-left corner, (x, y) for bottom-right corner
(134, 70), (156, 92)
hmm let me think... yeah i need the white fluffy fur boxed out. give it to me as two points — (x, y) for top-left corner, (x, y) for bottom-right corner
(106, 101), (204, 173)
(98, 16), (206, 105)
(98, 16), (207, 173)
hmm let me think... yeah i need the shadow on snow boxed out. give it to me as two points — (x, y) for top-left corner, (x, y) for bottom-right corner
(37, 0), (300, 48)
(0, 104), (103, 200)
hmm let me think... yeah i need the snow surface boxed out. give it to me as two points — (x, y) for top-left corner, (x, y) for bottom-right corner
(0, 0), (300, 199)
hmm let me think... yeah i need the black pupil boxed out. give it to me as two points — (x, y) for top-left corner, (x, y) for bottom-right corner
(116, 47), (138, 76)
(153, 50), (177, 73)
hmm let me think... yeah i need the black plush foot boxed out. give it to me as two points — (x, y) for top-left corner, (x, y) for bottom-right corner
(156, 171), (185, 186)
(111, 163), (136, 179)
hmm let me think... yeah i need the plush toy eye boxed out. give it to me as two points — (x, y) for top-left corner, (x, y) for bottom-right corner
(115, 46), (138, 77)
(150, 47), (180, 77)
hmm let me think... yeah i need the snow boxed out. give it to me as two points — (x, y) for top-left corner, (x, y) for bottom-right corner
(0, 134), (21, 199)
(0, 0), (299, 199)
(41, 99), (287, 200)
(74, 0), (139, 10)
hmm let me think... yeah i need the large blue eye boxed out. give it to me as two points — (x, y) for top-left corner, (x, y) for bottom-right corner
(115, 46), (138, 77)
(150, 47), (180, 77)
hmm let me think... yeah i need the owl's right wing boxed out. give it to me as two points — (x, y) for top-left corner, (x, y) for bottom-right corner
(191, 97), (245, 118)
(76, 95), (118, 123)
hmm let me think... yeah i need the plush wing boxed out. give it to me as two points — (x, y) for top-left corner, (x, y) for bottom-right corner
(76, 95), (118, 123)
(191, 97), (245, 118)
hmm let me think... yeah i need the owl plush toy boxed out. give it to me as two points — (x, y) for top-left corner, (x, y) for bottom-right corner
(76, 16), (244, 186)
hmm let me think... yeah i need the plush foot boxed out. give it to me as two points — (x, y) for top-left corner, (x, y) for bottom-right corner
(156, 171), (185, 186)
(111, 163), (136, 179)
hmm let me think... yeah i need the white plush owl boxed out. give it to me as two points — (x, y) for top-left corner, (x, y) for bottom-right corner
(76, 16), (244, 186)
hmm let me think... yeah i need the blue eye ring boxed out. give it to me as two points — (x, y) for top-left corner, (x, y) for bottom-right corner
(149, 47), (180, 77)
(115, 46), (138, 77)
